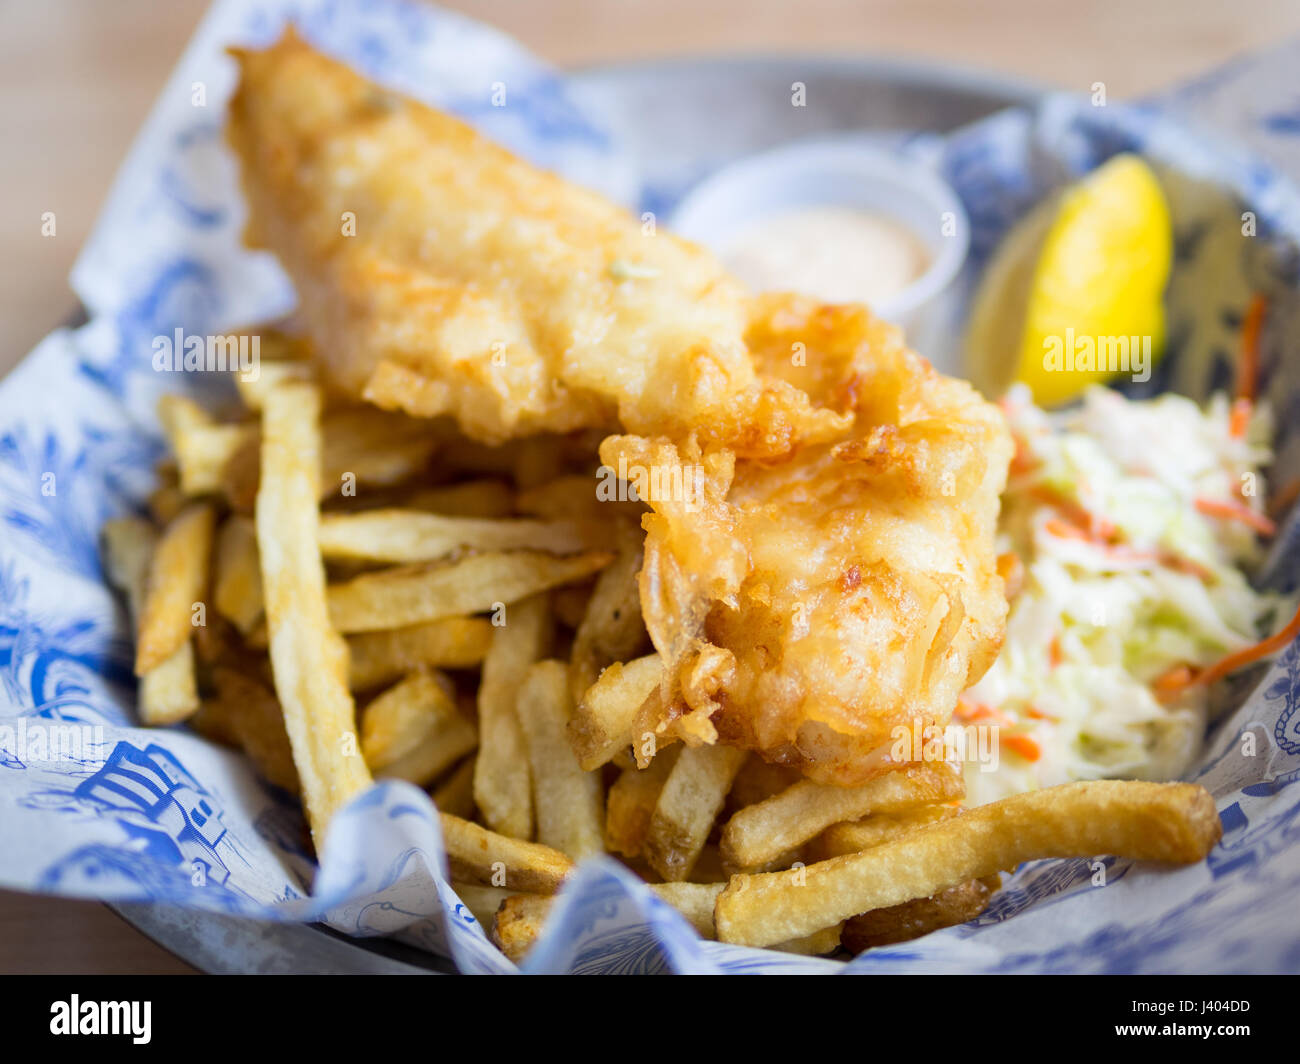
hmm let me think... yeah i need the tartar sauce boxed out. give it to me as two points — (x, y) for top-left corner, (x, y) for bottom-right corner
(721, 205), (930, 307)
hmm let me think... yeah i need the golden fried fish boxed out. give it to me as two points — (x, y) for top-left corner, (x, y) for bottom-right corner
(226, 32), (845, 455)
(226, 36), (1013, 789)
(602, 295), (1013, 786)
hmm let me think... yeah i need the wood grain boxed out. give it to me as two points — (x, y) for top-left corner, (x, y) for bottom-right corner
(0, 889), (196, 974)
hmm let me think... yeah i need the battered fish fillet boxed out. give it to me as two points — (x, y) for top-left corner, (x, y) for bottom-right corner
(226, 32), (846, 455)
(601, 295), (1013, 787)
(227, 34), (1013, 787)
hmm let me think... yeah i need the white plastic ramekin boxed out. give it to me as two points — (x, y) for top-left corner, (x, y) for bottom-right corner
(669, 138), (970, 370)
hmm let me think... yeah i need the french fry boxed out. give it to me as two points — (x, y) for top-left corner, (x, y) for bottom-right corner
(840, 875), (1000, 954)
(515, 475), (600, 521)
(102, 517), (199, 724)
(222, 405), (442, 511)
(512, 435), (567, 490)
(347, 616), (493, 691)
(605, 747), (680, 858)
(318, 406), (441, 496)
(402, 479), (514, 518)
(646, 744), (748, 881)
(244, 619), (269, 649)
(134, 501), (215, 676)
(515, 660), (604, 860)
(100, 516), (159, 625)
(432, 757), (477, 820)
(148, 465), (189, 524)
(809, 805), (960, 861)
(212, 515), (264, 634)
(361, 669), (478, 786)
(136, 643), (200, 726)
(551, 584), (595, 630)
(715, 781), (1224, 948)
(418, 429), (528, 479)
(726, 755), (804, 813)
(516, 474), (646, 523)
(318, 509), (595, 564)
(206, 666), (299, 792)
(326, 550), (613, 633)
(650, 881), (724, 938)
(326, 478), (517, 518)
(234, 357), (313, 410)
(216, 432), (261, 513)
(773, 924), (844, 956)
(157, 395), (256, 496)
(492, 892), (549, 964)
(191, 610), (242, 669)
(371, 729), (477, 786)
(569, 653), (662, 770)
(189, 697), (242, 749)
(255, 382), (371, 845)
(730, 846), (808, 877)
(451, 882), (520, 928)
(474, 594), (550, 839)
(720, 762), (965, 872)
(439, 812), (572, 894)
(568, 522), (646, 702)
(493, 881), (726, 962)
(361, 669), (458, 766)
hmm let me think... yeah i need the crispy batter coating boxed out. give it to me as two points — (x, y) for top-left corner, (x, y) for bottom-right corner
(226, 32), (844, 455)
(227, 38), (1013, 787)
(601, 295), (1013, 786)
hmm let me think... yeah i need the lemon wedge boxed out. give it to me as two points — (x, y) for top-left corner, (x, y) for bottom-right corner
(966, 153), (1173, 406)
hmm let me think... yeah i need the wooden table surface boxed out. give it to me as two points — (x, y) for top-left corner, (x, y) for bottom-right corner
(2, 0), (1296, 974)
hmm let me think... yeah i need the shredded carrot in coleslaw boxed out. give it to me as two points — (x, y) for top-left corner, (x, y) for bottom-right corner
(1194, 495), (1277, 537)
(1031, 485), (1116, 541)
(955, 698), (1010, 726)
(1002, 734), (1042, 762)
(962, 381), (1289, 807)
(1147, 600), (1300, 697)
(1153, 664), (1197, 703)
(1195, 599), (1300, 689)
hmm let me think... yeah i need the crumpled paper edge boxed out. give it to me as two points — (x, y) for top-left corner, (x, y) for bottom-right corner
(0, 0), (1297, 974)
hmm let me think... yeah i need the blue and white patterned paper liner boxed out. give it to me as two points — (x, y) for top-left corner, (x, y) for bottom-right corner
(0, 0), (1297, 973)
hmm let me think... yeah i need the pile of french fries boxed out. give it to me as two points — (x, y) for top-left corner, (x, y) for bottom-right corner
(103, 331), (1224, 964)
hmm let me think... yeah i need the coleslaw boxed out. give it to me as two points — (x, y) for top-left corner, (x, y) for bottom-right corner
(964, 381), (1291, 805)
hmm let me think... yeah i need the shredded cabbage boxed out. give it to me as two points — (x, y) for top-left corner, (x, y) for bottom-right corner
(963, 384), (1287, 806)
